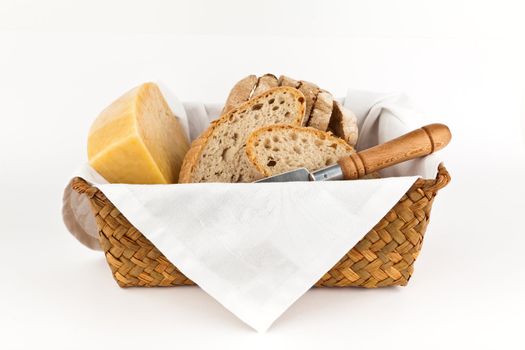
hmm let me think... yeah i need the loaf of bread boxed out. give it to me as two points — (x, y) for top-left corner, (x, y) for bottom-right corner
(179, 87), (306, 183)
(246, 124), (355, 177)
(223, 74), (356, 142)
(88, 82), (189, 184)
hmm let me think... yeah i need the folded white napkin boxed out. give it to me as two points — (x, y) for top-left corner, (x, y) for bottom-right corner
(62, 87), (440, 332)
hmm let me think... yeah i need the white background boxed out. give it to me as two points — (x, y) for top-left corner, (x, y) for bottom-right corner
(1, 0), (524, 349)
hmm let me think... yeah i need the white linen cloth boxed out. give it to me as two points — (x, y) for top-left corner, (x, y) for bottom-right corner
(62, 86), (441, 332)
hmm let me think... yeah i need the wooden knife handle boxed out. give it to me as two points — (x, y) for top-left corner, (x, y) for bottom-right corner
(338, 123), (451, 180)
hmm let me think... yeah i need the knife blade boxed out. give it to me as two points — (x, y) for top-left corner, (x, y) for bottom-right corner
(255, 164), (343, 183)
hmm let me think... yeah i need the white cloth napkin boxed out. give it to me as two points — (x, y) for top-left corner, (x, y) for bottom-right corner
(62, 87), (440, 332)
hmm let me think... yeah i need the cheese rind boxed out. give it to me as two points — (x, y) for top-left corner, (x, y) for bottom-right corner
(88, 83), (189, 184)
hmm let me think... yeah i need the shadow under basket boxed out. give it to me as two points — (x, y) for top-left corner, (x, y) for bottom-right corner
(71, 164), (450, 288)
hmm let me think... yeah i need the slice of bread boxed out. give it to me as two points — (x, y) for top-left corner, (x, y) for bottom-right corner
(222, 74), (257, 114)
(179, 87), (306, 183)
(252, 73), (279, 96)
(328, 101), (359, 146)
(308, 90), (333, 131)
(246, 124), (355, 177)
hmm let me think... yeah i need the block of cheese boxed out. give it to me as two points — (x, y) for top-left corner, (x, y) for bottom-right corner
(88, 83), (189, 184)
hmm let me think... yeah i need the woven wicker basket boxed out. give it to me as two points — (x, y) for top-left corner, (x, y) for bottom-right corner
(70, 164), (450, 288)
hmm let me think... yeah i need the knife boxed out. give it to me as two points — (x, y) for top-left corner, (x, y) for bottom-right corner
(256, 123), (451, 183)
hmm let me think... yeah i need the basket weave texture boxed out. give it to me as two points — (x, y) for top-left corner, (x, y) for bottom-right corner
(71, 164), (450, 288)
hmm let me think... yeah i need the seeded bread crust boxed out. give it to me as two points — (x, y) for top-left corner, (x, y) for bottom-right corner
(328, 101), (359, 146)
(179, 87), (306, 183)
(246, 124), (355, 177)
(222, 74), (258, 114)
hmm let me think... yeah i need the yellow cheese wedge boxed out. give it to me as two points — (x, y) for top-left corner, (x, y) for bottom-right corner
(88, 83), (189, 184)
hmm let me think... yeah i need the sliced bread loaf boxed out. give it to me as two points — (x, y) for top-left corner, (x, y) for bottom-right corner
(179, 87), (306, 183)
(246, 124), (355, 177)
(328, 101), (359, 146)
(224, 74), (334, 130)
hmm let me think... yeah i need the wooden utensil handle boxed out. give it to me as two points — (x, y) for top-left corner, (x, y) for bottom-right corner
(338, 123), (451, 180)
